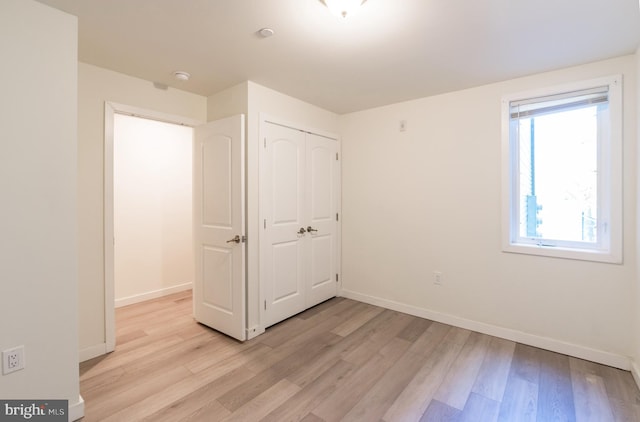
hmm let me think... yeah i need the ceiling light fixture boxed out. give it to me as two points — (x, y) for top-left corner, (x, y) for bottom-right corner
(173, 71), (190, 81)
(322, 0), (367, 19)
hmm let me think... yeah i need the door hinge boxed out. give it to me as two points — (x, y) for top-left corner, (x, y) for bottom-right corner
(264, 219), (266, 229)
(264, 300), (266, 310)
(264, 138), (266, 148)
(336, 274), (339, 282)
(336, 213), (339, 222)
(336, 152), (339, 161)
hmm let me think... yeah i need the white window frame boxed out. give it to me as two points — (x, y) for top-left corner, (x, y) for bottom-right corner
(501, 75), (622, 263)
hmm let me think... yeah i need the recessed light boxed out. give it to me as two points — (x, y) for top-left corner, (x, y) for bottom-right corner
(258, 28), (275, 38)
(173, 71), (190, 81)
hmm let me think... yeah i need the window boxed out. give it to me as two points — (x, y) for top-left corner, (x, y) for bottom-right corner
(502, 76), (622, 263)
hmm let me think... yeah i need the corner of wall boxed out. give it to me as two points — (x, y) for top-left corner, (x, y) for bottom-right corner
(206, 81), (249, 121)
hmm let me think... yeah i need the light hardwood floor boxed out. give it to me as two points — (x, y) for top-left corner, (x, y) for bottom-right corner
(79, 291), (640, 421)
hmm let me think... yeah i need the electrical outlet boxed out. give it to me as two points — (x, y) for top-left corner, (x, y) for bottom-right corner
(3, 346), (25, 375)
(433, 271), (443, 285)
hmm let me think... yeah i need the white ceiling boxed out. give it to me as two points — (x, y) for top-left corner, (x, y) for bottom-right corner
(37, 0), (640, 114)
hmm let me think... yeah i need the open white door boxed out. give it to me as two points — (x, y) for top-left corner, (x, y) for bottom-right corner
(193, 115), (246, 341)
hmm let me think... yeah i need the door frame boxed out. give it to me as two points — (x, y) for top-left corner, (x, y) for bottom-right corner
(103, 102), (203, 352)
(257, 113), (342, 333)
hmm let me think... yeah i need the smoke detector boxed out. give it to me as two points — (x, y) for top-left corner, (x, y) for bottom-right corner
(173, 71), (191, 81)
(258, 28), (275, 38)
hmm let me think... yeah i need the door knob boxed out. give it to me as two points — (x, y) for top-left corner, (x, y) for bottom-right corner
(297, 227), (306, 235)
(226, 235), (241, 244)
(307, 226), (318, 233)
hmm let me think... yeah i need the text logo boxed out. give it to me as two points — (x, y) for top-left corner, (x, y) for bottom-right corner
(0, 401), (67, 421)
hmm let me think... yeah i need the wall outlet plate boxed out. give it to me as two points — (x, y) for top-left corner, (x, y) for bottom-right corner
(2, 346), (25, 375)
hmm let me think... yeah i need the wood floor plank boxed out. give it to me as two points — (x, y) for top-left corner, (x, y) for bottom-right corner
(497, 375), (538, 422)
(600, 363), (640, 405)
(609, 398), (640, 422)
(179, 398), (231, 422)
(219, 379), (300, 422)
(382, 326), (468, 422)
(140, 366), (256, 422)
(268, 331), (342, 378)
(330, 304), (385, 337)
(84, 365), (193, 421)
(185, 339), (264, 374)
(79, 361), (125, 396)
(116, 328), (147, 345)
(262, 359), (355, 422)
(471, 337), (516, 401)
(311, 337), (411, 422)
(510, 343), (542, 384)
(286, 309), (412, 389)
(83, 332), (216, 400)
(341, 320), (450, 421)
(342, 311), (413, 365)
(459, 392), (499, 422)
(537, 349), (577, 422)
(433, 331), (492, 410)
(216, 368), (282, 413)
(81, 335), (186, 381)
(397, 317), (433, 342)
(297, 297), (345, 320)
(245, 316), (345, 374)
(120, 331), (218, 376)
(420, 399), (461, 422)
(217, 331), (340, 412)
(300, 413), (326, 422)
(569, 357), (615, 422)
(79, 291), (640, 422)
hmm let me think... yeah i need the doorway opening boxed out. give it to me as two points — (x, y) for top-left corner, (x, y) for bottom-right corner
(113, 114), (193, 307)
(104, 102), (203, 352)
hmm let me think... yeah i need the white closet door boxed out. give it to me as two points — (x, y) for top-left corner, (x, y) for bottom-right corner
(263, 123), (306, 327)
(305, 133), (338, 307)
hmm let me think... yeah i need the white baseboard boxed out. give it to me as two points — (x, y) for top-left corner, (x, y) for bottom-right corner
(115, 282), (192, 308)
(69, 395), (84, 421)
(79, 342), (108, 363)
(340, 289), (630, 371)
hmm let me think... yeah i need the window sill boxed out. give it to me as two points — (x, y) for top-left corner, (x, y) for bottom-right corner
(502, 242), (622, 264)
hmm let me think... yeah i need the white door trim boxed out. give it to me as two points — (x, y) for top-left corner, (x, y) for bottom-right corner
(103, 102), (203, 352)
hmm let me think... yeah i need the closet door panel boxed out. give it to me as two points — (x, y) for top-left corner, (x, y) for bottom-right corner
(263, 124), (306, 327)
(306, 134), (338, 307)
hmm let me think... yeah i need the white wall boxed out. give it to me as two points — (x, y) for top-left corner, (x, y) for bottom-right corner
(114, 114), (194, 306)
(78, 63), (206, 358)
(339, 55), (637, 368)
(0, 0), (83, 418)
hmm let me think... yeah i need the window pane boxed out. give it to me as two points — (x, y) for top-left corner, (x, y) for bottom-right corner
(516, 105), (600, 243)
